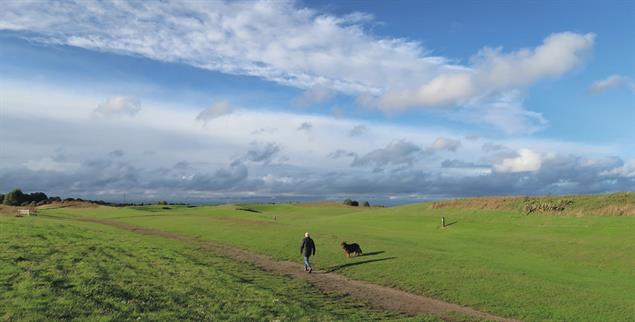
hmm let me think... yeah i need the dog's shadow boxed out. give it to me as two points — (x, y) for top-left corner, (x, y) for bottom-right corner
(361, 251), (385, 256)
(325, 256), (396, 273)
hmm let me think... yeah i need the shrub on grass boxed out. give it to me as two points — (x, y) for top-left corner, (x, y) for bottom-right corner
(3, 189), (25, 206)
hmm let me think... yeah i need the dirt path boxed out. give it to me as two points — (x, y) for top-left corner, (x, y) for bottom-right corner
(79, 217), (519, 322)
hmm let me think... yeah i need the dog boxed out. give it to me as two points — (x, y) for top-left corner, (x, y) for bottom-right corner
(341, 242), (363, 257)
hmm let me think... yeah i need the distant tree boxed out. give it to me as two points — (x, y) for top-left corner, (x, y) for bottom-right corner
(350, 200), (359, 207)
(27, 192), (48, 203)
(0, 194), (4, 204)
(3, 189), (25, 206)
(48, 196), (62, 203)
(362, 201), (370, 207)
(157, 200), (168, 205)
(343, 198), (353, 206)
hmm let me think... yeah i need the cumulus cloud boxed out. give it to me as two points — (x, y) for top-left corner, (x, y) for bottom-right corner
(494, 149), (542, 173)
(482, 143), (507, 153)
(351, 140), (422, 168)
(464, 135), (480, 141)
(292, 86), (336, 107)
(587, 74), (635, 95)
(2, 81), (632, 201)
(601, 160), (635, 178)
(328, 149), (357, 159)
(94, 96), (141, 116)
(196, 101), (233, 124)
(108, 150), (125, 158)
(428, 137), (461, 152)
(24, 157), (80, 173)
(244, 142), (281, 165)
(441, 159), (489, 169)
(297, 122), (313, 131)
(250, 127), (278, 135)
(348, 125), (368, 137)
(374, 32), (594, 110)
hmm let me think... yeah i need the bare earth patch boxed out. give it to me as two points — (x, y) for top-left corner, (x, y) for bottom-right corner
(79, 217), (518, 322)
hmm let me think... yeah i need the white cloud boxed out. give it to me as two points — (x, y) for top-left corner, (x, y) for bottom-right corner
(94, 96), (141, 116)
(375, 32), (594, 110)
(587, 74), (635, 95)
(3, 80), (631, 200)
(25, 157), (80, 173)
(348, 125), (368, 137)
(601, 160), (635, 178)
(0, 2), (591, 104)
(351, 140), (422, 168)
(494, 149), (542, 173)
(428, 137), (461, 152)
(0, 0), (446, 95)
(292, 85), (336, 107)
(196, 101), (233, 124)
(475, 91), (547, 134)
(0, 1), (596, 135)
(297, 122), (313, 131)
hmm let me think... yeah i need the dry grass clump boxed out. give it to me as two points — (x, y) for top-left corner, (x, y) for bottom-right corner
(431, 196), (524, 210)
(431, 192), (635, 216)
(39, 201), (98, 209)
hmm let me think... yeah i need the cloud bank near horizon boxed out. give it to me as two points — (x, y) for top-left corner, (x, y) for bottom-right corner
(0, 81), (632, 202)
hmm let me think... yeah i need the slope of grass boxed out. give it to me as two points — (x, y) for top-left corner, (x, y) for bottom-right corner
(431, 192), (635, 216)
(40, 196), (635, 321)
(0, 216), (432, 321)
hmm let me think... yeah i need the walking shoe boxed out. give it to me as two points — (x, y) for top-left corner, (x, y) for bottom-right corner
(308, 268), (312, 273)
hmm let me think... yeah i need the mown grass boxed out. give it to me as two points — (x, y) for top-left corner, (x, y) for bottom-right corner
(0, 216), (434, 321)
(41, 196), (635, 321)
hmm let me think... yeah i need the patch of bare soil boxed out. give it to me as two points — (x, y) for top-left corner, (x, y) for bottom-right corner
(78, 217), (518, 322)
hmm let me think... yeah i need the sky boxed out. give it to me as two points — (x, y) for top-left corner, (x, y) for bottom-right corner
(0, 0), (633, 204)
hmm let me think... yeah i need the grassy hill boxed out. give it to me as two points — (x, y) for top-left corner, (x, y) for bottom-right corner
(431, 192), (635, 216)
(2, 192), (634, 321)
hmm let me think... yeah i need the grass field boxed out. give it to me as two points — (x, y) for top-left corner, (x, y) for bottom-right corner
(2, 193), (634, 321)
(0, 216), (432, 321)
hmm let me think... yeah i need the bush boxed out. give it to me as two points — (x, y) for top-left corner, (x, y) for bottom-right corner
(343, 199), (354, 206)
(27, 192), (48, 203)
(3, 189), (25, 206)
(48, 196), (62, 203)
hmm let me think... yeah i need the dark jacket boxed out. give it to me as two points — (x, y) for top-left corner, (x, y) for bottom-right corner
(300, 237), (316, 257)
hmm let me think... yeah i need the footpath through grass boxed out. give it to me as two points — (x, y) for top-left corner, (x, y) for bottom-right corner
(42, 199), (635, 321)
(0, 216), (433, 321)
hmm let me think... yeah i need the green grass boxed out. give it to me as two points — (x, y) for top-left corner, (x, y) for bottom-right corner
(0, 216), (433, 321)
(39, 196), (635, 321)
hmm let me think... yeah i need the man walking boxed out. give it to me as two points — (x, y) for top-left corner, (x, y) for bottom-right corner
(300, 232), (316, 273)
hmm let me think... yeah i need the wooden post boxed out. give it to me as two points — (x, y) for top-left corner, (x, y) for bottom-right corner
(441, 216), (445, 228)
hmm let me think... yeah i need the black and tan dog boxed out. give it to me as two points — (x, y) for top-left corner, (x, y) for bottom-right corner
(340, 242), (363, 257)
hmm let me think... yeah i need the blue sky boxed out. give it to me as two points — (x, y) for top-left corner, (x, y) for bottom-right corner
(0, 0), (633, 203)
